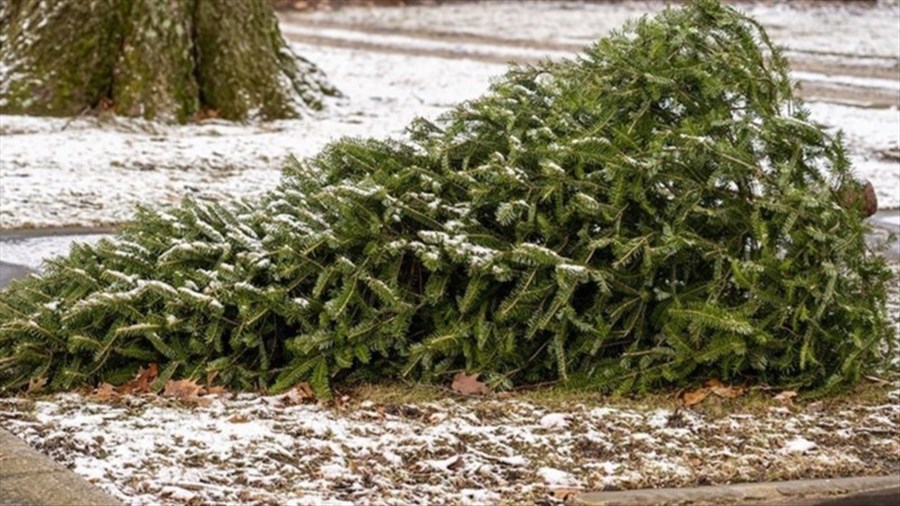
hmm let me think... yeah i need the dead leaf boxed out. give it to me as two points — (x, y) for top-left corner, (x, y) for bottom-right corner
(25, 377), (47, 395)
(163, 379), (208, 405)
(194, 107), (220, 122)
(119, 363), (158, 394)
(92, 382), (119, 401)
(679, 387), (710, 407)
(451, 372), (491, 396)
(281, 382), (316, 405)
(206, 385), (228, 396)
(773, 390), (797, 406)
(97, 97), (115, 112)
(333, 394), (350, 410)
(705, 379), (744, 399)
(550, 487), (583, 502)
(202, 370), (228, 396)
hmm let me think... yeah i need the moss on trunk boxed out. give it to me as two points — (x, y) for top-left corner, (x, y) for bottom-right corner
(0, 0), (121, 116)
(0, 0), (336, 122)
(112, 0), (198, 122)
(194, 0), (335, 120)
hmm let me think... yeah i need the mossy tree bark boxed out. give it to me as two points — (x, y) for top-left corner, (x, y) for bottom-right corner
(0, 0), (337, 122)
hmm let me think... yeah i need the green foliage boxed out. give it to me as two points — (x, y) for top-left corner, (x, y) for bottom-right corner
(0, 0), (892, 396)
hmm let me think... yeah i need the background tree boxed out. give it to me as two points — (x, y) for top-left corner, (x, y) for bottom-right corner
(0, 0), (338, 122)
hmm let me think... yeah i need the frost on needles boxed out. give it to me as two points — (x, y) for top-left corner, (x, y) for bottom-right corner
(0, 0), (892, 397)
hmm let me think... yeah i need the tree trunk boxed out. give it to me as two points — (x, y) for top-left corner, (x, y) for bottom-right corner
(0, 0), (337, 122)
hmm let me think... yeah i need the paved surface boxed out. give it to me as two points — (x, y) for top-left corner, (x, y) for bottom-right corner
(813, 486), (899, 506)
(0, 226), (112, 289)
(0, 261), (36, 290)
(574, 475), (900, 506)
(0, 429), (121, 506)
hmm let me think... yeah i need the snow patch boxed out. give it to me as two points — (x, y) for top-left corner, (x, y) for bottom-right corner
(539, 413), (569, 429)
(537, 467), (579, 486)
(783, 437), (818, 453)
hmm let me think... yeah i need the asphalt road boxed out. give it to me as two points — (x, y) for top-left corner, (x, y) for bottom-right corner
(0, 261), (36, 290)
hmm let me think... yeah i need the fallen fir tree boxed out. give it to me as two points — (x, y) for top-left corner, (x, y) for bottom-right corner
(0, 0), (892, 397)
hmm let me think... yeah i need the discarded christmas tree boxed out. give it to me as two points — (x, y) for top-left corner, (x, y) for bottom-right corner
(0, 0), (892, 397)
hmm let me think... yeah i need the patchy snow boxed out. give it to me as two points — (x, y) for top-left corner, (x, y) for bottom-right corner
(539, 413), (570, 430)
(805, 103), (900, 153)
(0, 42), (501, 229)
(538, 467), (580, 487)
(460, 488), (501, 505)
(783, 437), (818, 454)
(1, 390), (897, 506)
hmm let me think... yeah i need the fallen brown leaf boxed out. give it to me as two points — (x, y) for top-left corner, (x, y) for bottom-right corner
(25, 377), (47, 395)
(706, 379), (744, 399)
(206, 385), (228, 396)
(92, 382), (119, 401)
(119, 363), (158, 394)
(281, 382), (316, 405)
(773, 390), (797, 406)
(163, 379), (208, 405)
(550, 487), (583, 502)
(193, 107), (220, 122)
(451, 372), (491, 396)
(333, 394), (350, 410)
(679, 387), (710, 407)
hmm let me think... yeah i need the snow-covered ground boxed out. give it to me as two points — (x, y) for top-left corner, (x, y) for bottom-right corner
(1, 1), (898, 229)
(2, 387), (898, 506)
(0, 46), (498, 229)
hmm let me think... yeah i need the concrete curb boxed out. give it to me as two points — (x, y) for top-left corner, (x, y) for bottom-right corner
(574, 475), (900, 506)
(0, 428), (121, 506)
